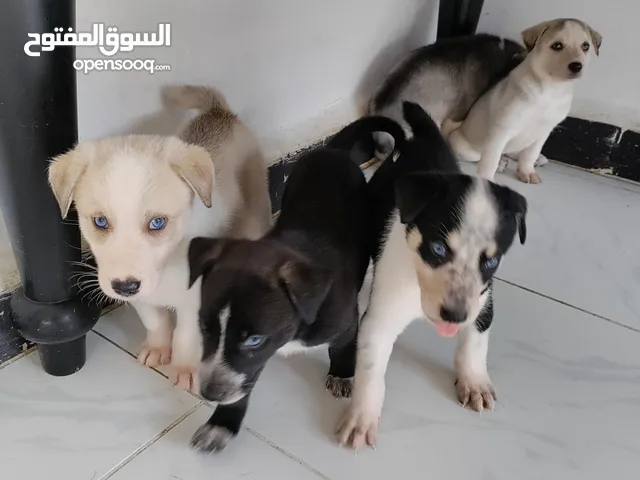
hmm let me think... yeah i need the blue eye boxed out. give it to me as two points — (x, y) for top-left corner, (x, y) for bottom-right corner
(484, 256), (500, 269)
(149, 217), (166, 231)
(430, 242), (447, 258)
(243, 335), (265, 348)
(93, 216), (109, 229)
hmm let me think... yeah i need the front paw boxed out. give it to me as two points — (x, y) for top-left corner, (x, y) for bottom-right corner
(137, 343), (171, 367)
(170, 364), (199, 393)
(455, 375), (496, 412)
(517, 170), (541, 184)
(190, 423), (235, 453)
(326, 375), (353, 399)
(335, 404), (380, 450)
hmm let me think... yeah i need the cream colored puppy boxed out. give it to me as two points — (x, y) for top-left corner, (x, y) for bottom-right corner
(48, 85), (272, 391)
(446, 19), (602, 183)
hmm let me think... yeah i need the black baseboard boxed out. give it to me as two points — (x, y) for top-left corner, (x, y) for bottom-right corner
(543, 116), (640, 183)
(0, 294), (34, 365)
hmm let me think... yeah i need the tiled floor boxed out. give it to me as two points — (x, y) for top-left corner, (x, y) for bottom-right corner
(1, 161), (640, 480)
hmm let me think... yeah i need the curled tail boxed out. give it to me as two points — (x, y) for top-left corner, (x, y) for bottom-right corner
(162, 85), (230, 112)
(327, 116), (407, 159)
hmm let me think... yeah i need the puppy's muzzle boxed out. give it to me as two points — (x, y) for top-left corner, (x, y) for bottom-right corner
(199, 377), (244, 404)
(111, 277), (141, 297)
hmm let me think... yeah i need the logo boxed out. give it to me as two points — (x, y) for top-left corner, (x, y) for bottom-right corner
(24, 23), (171, 57)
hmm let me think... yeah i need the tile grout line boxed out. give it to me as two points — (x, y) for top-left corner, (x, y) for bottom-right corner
(93, 329), (335, 479)
(244, 426), (334, 480)
(97, 402), (203, 480)
(494, 277), (640, 334)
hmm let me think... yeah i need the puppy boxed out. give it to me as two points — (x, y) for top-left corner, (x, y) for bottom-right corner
(186, 116), (406, 453)
(446, 18), (602, 183)
(47, 85), (272, 391)
(370, 33), (526, 159)
(335, 102), (527, 450)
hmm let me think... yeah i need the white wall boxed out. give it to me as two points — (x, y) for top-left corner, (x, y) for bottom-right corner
(76, 0), (438, 160)
(479, 0), (639, 130)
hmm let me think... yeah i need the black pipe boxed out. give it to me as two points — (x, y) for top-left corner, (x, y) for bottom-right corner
(0, 0), (100, 375)
(437, 0), (485, 39)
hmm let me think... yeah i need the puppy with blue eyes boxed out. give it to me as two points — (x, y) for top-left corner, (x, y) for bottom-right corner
(186, 116), (406, 453)
(47, 85), (272, 391)
(336, 102), (528, 449)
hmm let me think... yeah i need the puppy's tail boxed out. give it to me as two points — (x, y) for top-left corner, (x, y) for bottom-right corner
(327, 116), (406, 159)
(163, 85), (230, 112)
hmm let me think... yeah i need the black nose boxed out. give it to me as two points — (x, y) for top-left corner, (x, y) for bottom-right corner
(568, 62), (583, 74)
(440, 306), (467, 324)
(200, 383), (229, 403)
(111, 278), (141, 296)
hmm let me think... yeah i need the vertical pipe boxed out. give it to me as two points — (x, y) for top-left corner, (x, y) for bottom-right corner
(0, 0), (100, 375)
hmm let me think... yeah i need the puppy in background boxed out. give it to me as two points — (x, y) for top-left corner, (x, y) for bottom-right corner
(336, 103), (527, 450)
(47, 85), (272, 391)
(186, 116), (406, 453)
(446, 19), (602, 183)
(370, 33), (527, 160)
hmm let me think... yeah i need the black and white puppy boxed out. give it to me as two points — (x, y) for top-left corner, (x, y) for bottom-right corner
(336, 102), (528, 449)
(186, 116), (406, 453)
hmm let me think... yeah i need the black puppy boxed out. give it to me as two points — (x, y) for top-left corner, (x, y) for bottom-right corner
(187, 115), (406, 453)
(336, 102), (528, 449)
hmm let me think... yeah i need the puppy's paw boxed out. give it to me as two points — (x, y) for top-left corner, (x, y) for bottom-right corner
(190, 423), (235, 453)
(455, 376), (496, 412)
(517, 170), (541, 184)
(335, 405), (379, 450)
(137, 343), (171, 367)
(326, 375), (353, 399)
(497, 155), (510, 173)
(170, 365), (198, 393)
(534, 154), (549, 167)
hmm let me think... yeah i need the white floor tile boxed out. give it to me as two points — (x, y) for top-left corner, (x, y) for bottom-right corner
(0, 332), (198, 480)
(237, 280), (640, 480)
(482, 162), (640, 330)
(108, 404), (325, 480)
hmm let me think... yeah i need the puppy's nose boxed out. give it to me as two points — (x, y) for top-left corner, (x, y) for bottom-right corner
(568, 62), (583, 74)
(111, 277), (141, 297)
(440, 306), (467, 324)
(200, 383), (228, 403)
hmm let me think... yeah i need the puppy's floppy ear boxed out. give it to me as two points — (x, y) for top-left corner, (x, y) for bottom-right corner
(521, 20), (553, 51)
(47, 146), (88, 218)
(492, 185), (528, 245)
(170, 144), (215, 208)
(583, 23), (602, 55)
(188, 236), (231, 288)
(394, 173), (469, 225)
(278, 260), (333, 325)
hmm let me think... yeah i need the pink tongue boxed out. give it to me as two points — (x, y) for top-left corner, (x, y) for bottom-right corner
(436, 323), (460, 337)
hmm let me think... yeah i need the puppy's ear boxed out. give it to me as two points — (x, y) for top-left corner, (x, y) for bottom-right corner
(278, 260), (333, 325)
(584, 23), (602, 55)
(521, 20), (552, 51)
(188, 237), (230, 288)
(493, 185), (528, 245)
(402, 101), (438, 138)
(395, 173), (467, 224)
(170, 144), (215, 208)
(47, 147), (88, 218)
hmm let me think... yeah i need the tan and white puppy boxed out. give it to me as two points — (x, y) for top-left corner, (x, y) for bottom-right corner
(445, 18), (602, 183)
(47, 85), (272, 391)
